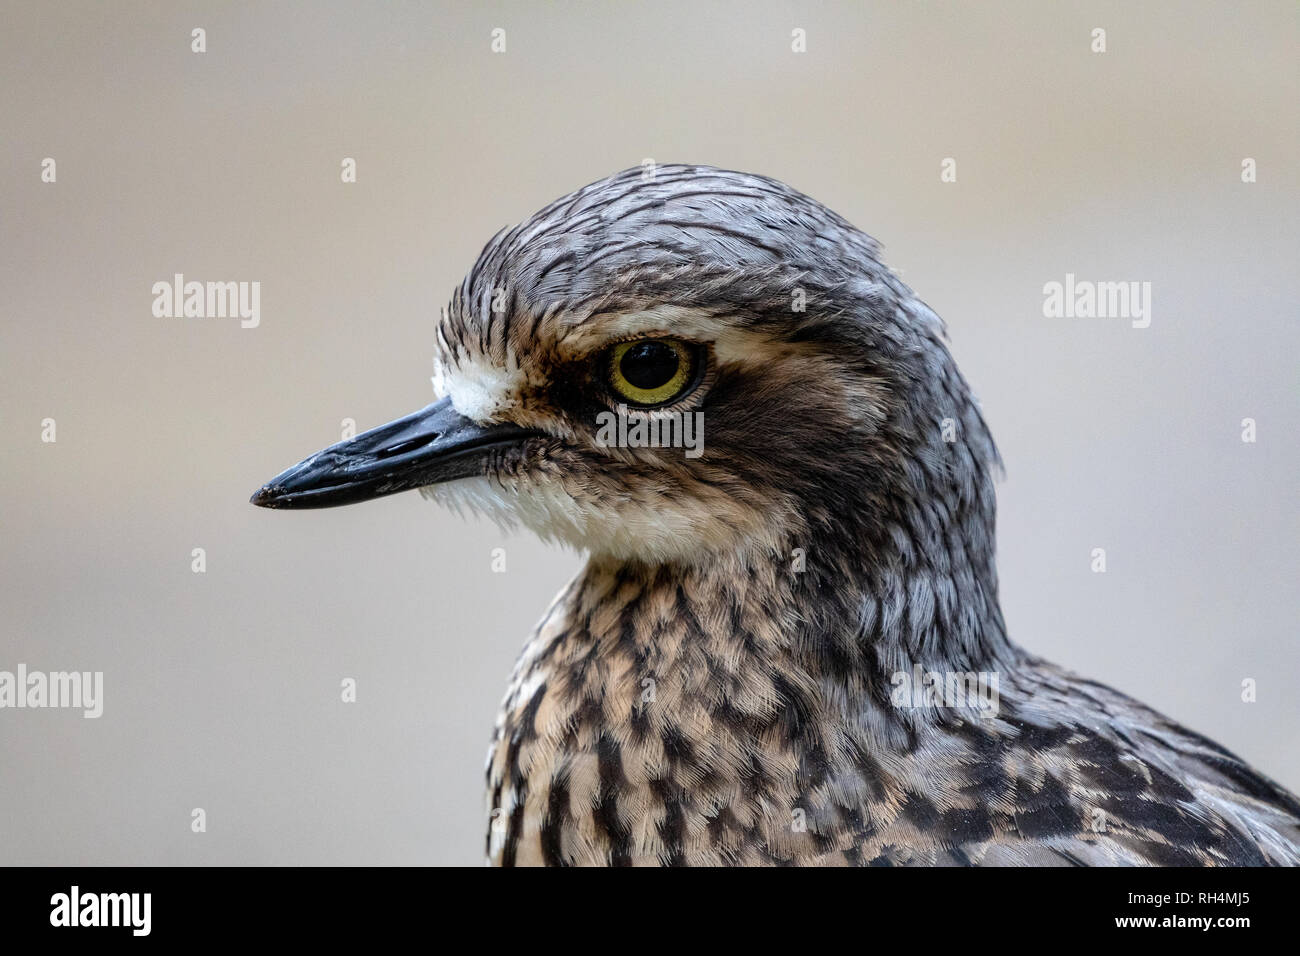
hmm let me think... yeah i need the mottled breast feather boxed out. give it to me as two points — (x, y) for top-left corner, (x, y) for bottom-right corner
(485, 561), (1300, 866)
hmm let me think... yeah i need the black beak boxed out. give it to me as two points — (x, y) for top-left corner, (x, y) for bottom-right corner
(250, 397), (538, 510)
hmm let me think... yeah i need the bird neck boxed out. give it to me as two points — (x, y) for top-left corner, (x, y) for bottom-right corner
(575, 524), (1016, 732)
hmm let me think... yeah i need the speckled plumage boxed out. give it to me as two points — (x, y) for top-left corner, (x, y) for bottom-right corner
(400, 166), (1300, 864)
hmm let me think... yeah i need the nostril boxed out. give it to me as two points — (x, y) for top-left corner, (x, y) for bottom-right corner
(375, 433), (440, 459)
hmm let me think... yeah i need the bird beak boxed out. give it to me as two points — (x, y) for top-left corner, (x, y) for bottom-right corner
(250, 396), (537, 510)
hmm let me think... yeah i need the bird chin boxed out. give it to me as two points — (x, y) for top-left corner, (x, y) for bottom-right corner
(418, 474), (634, 558)
(418, 476), (523, 533)
(418, 474), (774, 567)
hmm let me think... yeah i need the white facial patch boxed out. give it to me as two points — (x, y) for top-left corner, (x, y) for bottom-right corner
(433, 346), (527, 424)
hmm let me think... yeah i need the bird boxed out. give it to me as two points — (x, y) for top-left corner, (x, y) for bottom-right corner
(252, 164), (1300, 866)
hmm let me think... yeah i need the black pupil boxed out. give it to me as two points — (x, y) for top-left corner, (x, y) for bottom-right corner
(620, 342), (679, 390)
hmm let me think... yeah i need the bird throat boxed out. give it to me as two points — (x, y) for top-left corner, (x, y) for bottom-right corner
(485, 536), (1015, 864)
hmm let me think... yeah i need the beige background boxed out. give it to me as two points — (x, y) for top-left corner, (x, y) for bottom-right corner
(1, 1), (1296, 864)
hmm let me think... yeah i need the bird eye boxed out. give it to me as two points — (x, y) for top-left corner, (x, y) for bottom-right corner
(607, 339), (699, 407)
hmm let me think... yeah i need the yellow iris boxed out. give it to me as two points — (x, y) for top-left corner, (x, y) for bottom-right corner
(608, 339), (695, 406)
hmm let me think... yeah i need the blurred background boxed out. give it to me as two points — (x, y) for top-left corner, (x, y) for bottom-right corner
(1, 1), (1296, 864)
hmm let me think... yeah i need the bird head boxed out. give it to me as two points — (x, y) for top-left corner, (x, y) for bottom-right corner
(253, 165), (999, 572)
